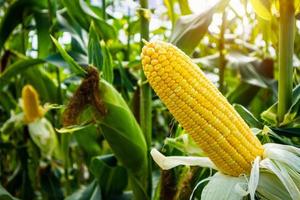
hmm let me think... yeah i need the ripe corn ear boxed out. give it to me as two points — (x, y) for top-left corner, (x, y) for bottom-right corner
(22, 85), (44, 123)
(141, 41), (263, 176)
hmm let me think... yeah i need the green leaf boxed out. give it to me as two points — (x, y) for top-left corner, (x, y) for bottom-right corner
(79, 0), (117, 40)
(90, 155), (128, 198)
(98, 80), (148, 199)
(261, 103), (278, 125)
(169, 0), (229, 55)
(55, 12), (86, 50)
(257, 172), (292, 200)
(39, 166), (64, 200)
(261, 84), (300, 126)
(100, 42), (114, 83)
(56, 122), (91, 133)
(116, 60), (134, 100)
(0, 184), (19, 200)
(45, 52), (88, 67)
(164, 0), (177, 26)
(0, 113), (24, 137)
(239, 64), (269, 88)
(227, 82), (260, 105)
(250, 0), (272, 20)
(73, 125), (102, 158)
(23, 67), (58, 103)
(93, 19), (118, 41)
(65, 180), (102, 200)
(61, 0), (116, 41)
(272, 127), (300, 137)
(201, 172), (246, 200)
(88, 22), (103, 69)
(0, 0), (44, 49)
(234, 104), (263, 128)
(28, 118), (59, 157)
(178, 0), (192, 15)
(61, 0), (90, 30)
(99, 105), (146, 173)
(34, 10), (52, 58)
(79, 0), (101, 19)
(0, 58), (45, 90)
(51, 35), (87, 76)
(0, 91), (17, 112)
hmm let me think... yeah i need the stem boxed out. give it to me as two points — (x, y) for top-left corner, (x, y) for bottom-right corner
(278, 1), (294, 123)
(218, 12), (226, 93)
(62, 134), (71, 195)
(55, 67), (62, 127)
(56, 67), (63, 104)
(139, 0), (152, 198)
(140, 0), (151, 153)
(102, 0), (106, 20)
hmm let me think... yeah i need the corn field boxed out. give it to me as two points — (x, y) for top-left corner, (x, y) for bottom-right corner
(1, 0), (300, 200)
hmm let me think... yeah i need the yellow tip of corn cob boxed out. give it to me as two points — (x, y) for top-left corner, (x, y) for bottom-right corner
(22, 85), (44, 123)
(141, 41), (263, 176)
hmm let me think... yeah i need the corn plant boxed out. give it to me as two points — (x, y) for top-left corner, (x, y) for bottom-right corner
(0, 0), (300, 200)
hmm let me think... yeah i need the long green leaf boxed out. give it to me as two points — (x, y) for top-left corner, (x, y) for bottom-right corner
(100, 42), (114, 83)
(88, 22), (103, 69)
(234, 104), (263, 128)
(90, 155), (128, 198)
(51, 35), (87, 76)
(61, 0), (90, 30)
(98, 80), (148, 199)
(0, 0), (36, 48)
(23, 67), (58, 103)
(65, 180), (102, 200)
(0, 184), (19, 200)
(34, 11), (52, 58)
(0, 59), (44, 90)
(169, 0), (229, 55)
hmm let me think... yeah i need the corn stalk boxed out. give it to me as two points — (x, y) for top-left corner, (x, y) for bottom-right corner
(278, 0), (295, 123)
(139, 0), (152, 197)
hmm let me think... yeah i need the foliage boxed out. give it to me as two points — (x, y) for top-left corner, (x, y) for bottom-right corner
(0, 0), (300, 199)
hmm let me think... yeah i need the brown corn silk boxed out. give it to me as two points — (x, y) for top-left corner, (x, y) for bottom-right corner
(141, 41), (263, 176)
(62, 67), (107, 126)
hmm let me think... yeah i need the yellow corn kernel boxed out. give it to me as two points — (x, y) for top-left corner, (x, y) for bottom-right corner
(141, 41), (264, 177)
(22, 85), (44, 123)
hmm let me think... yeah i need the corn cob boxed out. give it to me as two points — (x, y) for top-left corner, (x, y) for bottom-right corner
(141, 41), (263, 176)
(22, 85), (44, 123)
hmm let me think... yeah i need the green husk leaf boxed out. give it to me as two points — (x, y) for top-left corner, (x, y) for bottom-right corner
(28, 118), (59, 158)
(256, 172), (292, 200)
(97, 80), (148, 199)
(260, 159), (300, 199)
(201, 173), (247, 200)
(150, 149), (217, 170)
(98, 80), (147, 173)
(56, 122), (91, 133)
